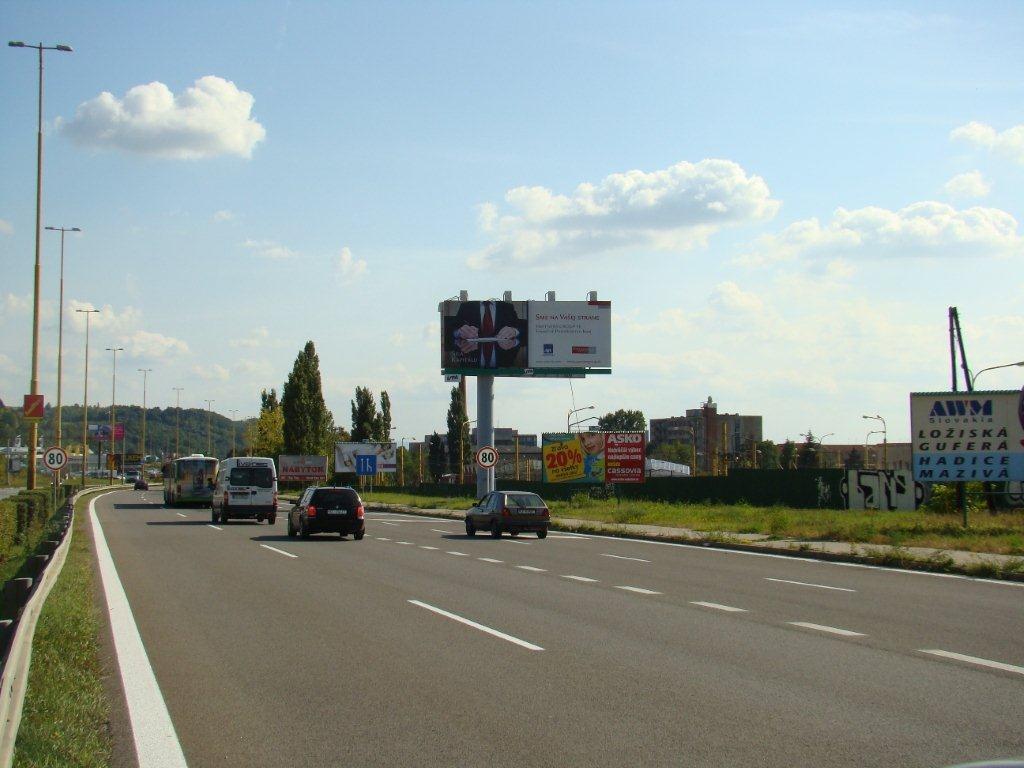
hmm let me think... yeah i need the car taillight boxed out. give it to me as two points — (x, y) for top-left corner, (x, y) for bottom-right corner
(501, 507), (511, 517)
(541, 507), (549, 518)
(356, 505), (364, 519)
(307, 505), (317, 517)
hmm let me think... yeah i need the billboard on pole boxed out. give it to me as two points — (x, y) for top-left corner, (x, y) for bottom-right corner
(541, 432), (645, 483)
(279, 455), (328, 482)
(90, 424), (125, 440)
(441, 299), (611, 377)
(910, 389), (1024, 481)
(335, 442), (397, 474)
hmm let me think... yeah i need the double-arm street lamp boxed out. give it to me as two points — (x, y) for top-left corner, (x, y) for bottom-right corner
(172, 387), (184, 458)
(77, 308), (99, 486)
(138, 369), (152, 464)
(106, 347), (124, 484)
(204, 400), (215, 457)
(45, 225), (80, 452)
(971, 361), (1024, 389)
(567, 405), (595, 433)
(460, 418), (477, 484)
(861, 415), (887, 468)
(9, 39), (74, 489)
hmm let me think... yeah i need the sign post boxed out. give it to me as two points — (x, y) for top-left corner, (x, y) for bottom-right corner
(43, 446), (68, 508)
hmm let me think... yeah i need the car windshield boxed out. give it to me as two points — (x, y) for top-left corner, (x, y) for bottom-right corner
(228, 467), (274, 488)
(311, 489), (360, 509)
(505, 493), (545, 508)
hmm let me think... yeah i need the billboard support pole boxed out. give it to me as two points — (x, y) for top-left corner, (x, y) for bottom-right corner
(477, 375), (494, 498)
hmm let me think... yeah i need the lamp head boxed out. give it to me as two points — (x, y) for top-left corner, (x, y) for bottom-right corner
(55, 44), (72, 52)
(8, 41), (26, 47)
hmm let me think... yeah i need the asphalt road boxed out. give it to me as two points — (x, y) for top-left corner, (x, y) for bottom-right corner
(94, 489), (1024, 768)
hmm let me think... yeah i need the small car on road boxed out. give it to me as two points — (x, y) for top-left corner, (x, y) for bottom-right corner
(134, 478), (150, 490)
(288, 486), (365, 539)
(465, 491), (549, 538)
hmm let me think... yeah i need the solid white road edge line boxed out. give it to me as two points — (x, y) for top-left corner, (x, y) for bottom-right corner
(90, 494), (189, 768)
(765, 577), (856, 592)
(918, 649), (1024, 676)
(562, 575), (599, 583)
(615, 586), (661, 595)
(691, 601), (747, 612)
(259, 544), (298, 559)
(408, 600), (544, 651)
(789, 621), (865, 637)
(601, 553), (651, 563)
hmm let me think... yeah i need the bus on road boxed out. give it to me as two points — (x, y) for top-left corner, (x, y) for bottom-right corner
(163, 454), (219, 506)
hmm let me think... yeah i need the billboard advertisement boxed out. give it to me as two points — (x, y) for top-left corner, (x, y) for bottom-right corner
(910, 390), (1024, 482)
(440, 299), (611, 377)
(335, 442), (397, 474)
(541, 432), (645, 484)
(279, 455), (328, 482)
(90, 423), (125, 441)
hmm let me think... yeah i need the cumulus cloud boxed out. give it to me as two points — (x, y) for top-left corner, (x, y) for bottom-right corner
(243, 239), (297, 259)
(468, 159), (780, 270)
(741, 201), (1023, 264)
(67, 299), (143, 333)
(212, 209), (235, 222)
(0, 219), (12, 235)
(230, 327), (270, 348)
(192, 364), (229, 382)
(950, 121), (1024, 164)
(61, 76), (266, 160)
(942, 171), (990, 199)
(707, 281), (764, 314)
(337, 247), (367, 282)
(128, 330), (189, 359)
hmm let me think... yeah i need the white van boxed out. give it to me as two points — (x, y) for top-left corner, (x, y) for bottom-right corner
(211, 457), (278, 525)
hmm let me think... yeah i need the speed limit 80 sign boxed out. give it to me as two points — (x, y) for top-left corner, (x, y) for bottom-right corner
(475, 445), (499, 469)
(43, 446), (68, 471)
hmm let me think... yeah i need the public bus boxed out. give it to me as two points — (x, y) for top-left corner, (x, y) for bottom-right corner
(162, 454), (219, 506)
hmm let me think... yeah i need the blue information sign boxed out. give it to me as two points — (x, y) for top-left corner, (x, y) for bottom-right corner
(355, 455), (378, 476)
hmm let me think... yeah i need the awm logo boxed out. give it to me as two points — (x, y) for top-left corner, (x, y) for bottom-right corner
(543, 344), (553, 356)
(928, 400), (993, 417)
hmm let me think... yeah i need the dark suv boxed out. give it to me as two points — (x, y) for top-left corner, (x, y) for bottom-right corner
(465, 491), (549, 538)
(288, 486), (365, 540)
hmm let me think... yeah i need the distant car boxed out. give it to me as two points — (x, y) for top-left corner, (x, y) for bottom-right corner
(125, 470), (141, 483)
(134, 478), (149, 491)
(465, 491), (549, 539)
(288, 486), (365, 540)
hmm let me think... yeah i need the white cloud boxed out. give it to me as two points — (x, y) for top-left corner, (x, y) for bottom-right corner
(67, 299), (143, 334)
(2, 293), (56, 322)
(243, 239), (298, 260)
(707, 281), (764, 315)
(337, 247), (367, 282)
(0, 219), (12, 235)
(61, 76), (266, 160)
(212, 209), (235, 222)
(950, 121), (1024, 164)
(192, 364), (229, 381)
(468, 159), (780, 270)
(230, 326), (270, 348)
(942, 171), (990, 199)
(741, 201), (1023, 264)
(127, 330), (189, 359)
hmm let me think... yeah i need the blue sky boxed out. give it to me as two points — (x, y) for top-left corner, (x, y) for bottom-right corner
(2, 1), (1022, 447)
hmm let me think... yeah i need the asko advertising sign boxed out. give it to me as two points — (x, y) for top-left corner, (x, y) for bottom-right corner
(279, 455), (328, 482)
(910, 390), (1024, 482)
(541, 432), (645, 484)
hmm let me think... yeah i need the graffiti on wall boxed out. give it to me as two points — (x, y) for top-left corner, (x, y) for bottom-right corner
(841, 469), (927, 511)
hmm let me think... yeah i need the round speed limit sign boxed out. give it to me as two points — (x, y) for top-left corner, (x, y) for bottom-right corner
(475, 445), (499, 469)
(43, 446), (68, 471)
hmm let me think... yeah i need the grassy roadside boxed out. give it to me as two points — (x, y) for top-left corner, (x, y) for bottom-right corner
(13, 489), (113, 768)
(362, 491), (1024, 556)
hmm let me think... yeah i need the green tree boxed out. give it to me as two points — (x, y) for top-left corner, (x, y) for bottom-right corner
(427, 433), (446, 481)
(844, 446), (865, 469)
(756, 440), (780, 470)
(350, 386), (378, 443)
(281, 341), (335, 456)
(376, 390), (392, 443)
(245, 407), (283, 459)
(597, 409), (646, 433)
(260, 388), (279, 411)
(796, 432), (821, 469)
(445, 386), (470, 474)
(648, 440), (694, 466)
(779, 439), (798, 470)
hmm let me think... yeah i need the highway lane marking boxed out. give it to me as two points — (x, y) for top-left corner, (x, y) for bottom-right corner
(601, 553), (650, 563)
(789, 622), (865, 637)
(377, 537), (392, 541)
(260, 544), (298, 559)
(918, 649), (1024, 676)
(615, 586), (661, 595)
(395, 541), (415, 545)
(408, 600), (544, 651)
(431, 528), (456, 534)
(207, 524), (222, 531)
(175, 513), (187, 518)
(90, 493), (189, 768)
(503, 538), (531, 545)
(562, 575), (599, 583)
(549, 535), (587, 539)
(447, 551), (470, 556)
(375, 521), (400, 526)
(420, 546), (439, 550)
(478, 557), (504, 563)
(765, 577), (855, 593)
(515, 565), (547, 572)
(691, 601), (747, 613)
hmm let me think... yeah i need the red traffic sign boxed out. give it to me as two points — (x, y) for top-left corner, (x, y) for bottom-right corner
(475, 445), (499, 469)
(23, 394), (44, 420)
(43, 446), (68, 471)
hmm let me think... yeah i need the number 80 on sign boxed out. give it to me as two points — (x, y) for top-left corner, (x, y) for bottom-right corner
(43, 446), (68, 471)
(475, 446), (499, 469)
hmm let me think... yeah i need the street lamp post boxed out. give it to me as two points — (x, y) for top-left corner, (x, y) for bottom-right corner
(971, 361), (1024, 388)
(865, 430), (883, 469)
(567, 405), (595, 433)
(45, 225), (80, 453)
(460, 418), (477, 484)
(9, 40), (73, 490)
(862, 415), (887, 468)
(106, 347), (124, 484)
(228, 409), (239, 456)
(77, 308), (98, 487)
(172, 387), (184, 458)
(138, 369), (152, 466)
(204, 400), (215, 456)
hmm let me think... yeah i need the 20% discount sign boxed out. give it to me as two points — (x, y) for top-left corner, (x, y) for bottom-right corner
(543, 438), (586, 482)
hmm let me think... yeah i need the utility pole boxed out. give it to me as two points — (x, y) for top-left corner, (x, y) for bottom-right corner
(229, 409), (238, 456)
(138, 369), (152, 466)
(173, 387), (183, 458)
(45, 225), (80, 452)
(204, 399), (215, 456)
(77, 307), (98, 487)
(105, 347), (124, 484)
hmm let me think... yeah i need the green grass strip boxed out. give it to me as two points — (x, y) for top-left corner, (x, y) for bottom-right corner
(13, 492), (113, 768)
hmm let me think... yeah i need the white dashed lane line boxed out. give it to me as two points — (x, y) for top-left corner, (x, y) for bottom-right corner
(562, 575), (599, 583)
(175, 513), (187, 518)
(408, 600), (544, 652)
(918, 649), (1024, 676)
(420, 546), (439, 551)
(601, 553), (650, 563)
(478, 557), (503, 564)
(207, 524), (222, 531)
(515, 565), (546, 573)
(789, 622), (865, 638)
(430, 529), (455, 535)
(377, 537), (392, 541)
(691, 601), (747, 613)
(447, 551), (470, 557)
(502, 538), (531, 545)
(260, 544), (298, 559)
(615, 586), (661, 595)
(766, 577), (855, 593)
(395, 541), (414, 545)
(375, 521), (400, 526)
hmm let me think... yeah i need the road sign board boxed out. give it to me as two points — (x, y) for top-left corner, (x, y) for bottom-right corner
(43, 446), (68, 471)
(355, 455), (378, 476)
(23, 394), (44, 420)
(444, 374), (462, 383)
(475, 446), (499, 469)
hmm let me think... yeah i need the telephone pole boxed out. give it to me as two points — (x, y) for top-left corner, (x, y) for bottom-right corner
(172, 387), (184, 458)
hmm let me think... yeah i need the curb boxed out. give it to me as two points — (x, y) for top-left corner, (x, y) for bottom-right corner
(364, 502), (1024, 584)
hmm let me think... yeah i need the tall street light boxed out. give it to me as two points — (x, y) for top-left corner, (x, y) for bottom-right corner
(460, 418), (477, 484)
(865, 430), (884, 470)
(567, 405), (595, 433)
(228, 409), (238, 456)
(106, 347), (124, 484)
(861, 415), (887, 469)
(204, 399), (215, 456)
(77, 308), (99, 487)
(45, 225), (80, 452)
(9, 40), (74, 489)
(972, 360), (1024, 389)
(172, 387), (184, 458)
(138, 368), (152, 465)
